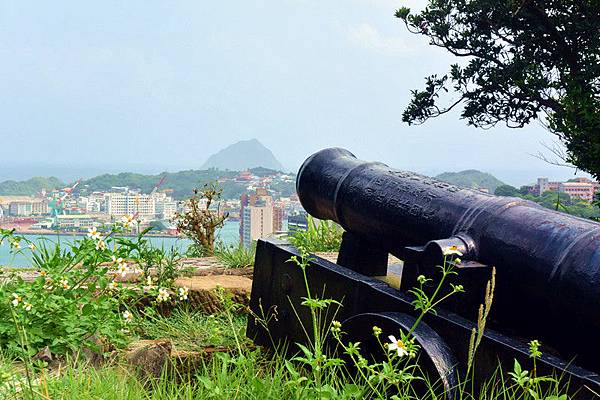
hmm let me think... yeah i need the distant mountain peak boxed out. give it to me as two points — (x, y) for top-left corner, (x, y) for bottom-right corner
(201, 139), (284, 171)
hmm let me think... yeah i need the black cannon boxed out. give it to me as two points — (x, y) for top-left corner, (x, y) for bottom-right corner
(247, 148), (600, 397)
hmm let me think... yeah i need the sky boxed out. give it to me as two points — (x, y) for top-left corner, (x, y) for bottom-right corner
(0, 0), (590, 186)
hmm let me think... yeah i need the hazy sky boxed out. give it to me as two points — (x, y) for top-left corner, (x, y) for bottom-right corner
(0, 1), (590, 186)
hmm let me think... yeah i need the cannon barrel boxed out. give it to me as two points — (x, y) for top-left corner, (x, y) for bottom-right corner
(297, 148), (600, 367)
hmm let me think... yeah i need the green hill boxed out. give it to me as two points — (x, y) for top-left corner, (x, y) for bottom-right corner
(0, 168), (296, 200)
(435, 170), (505, 193)
(80, 169), (240, 199)
(0, 177), (65, 196)
(80, 168), (296, 199)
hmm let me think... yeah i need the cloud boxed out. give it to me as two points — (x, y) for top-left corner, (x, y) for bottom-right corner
(346, 23), (411, 55)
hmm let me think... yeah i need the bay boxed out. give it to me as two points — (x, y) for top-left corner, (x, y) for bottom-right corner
(0, 219), (240, 268)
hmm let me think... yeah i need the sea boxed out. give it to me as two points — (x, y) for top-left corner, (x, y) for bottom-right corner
(0, 220), (240, 268)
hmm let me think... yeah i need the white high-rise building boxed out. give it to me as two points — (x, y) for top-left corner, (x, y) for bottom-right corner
(106, 192), (156, 218)
(152, 192), (177, 220)
(242, 202), (274, 248)
(105, 190), (177, 220)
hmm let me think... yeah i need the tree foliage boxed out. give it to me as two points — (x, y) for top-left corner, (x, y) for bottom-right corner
(494, 184), (519, 197)
(397, 1), (600, 178)
(0, 177), (65, 196)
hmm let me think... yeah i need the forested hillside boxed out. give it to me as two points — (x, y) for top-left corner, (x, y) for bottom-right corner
(0, 177), (65, 195)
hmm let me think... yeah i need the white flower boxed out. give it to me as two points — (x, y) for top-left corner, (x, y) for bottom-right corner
(122, 310), (133, 323)
(111, 256), (129, 276)
(59, 279), (70, 290)
(178, 287), (189, 301)
(108, 281), (118, 291)
(23, 302), (32, 312)
(146, 276), (153, 287)
(157, 288), (170, 303)
(443, 246), (463, 257)
(28, 243), (36, 252)
(121, 214), (136, 229)
(388, 335), (408, 358)
(11, 293), (21, 307)
(87, 227), (101, 240)
(117, 263), (129, 277)
(11, 241), (21, 250)
(95, 240), (106, 251)
(43, 278), (54, 290)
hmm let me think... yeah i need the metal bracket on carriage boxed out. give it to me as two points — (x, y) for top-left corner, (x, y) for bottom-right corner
(399, 234), (492, 301)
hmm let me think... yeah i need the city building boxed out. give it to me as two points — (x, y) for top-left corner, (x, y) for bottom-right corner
(106, 191), (155, 218)
(242, 200), (274, 248)
(560, 180), (597, 203)
(104, 190), (176, 220)
(8, 199), (48, 216)
(153, 192), (178, 220)
(532, 178), (561, 196)
(529, 177), (600, 203)
(55, 214), (102, 230)
(288, 211), (309, 233)
(239, 188), (285, 245)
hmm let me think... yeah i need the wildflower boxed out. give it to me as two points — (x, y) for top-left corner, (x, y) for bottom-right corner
(451, 283), (464, 293)
(121, 214), (136, 229)
(11, 241), (21, 250)
(43, 277), (54, 290)
(331, 320), (342, 334)
(146, 275), (153, 286)
(123, 310), (133, 323)
(108, 281), (118, 291)
(28, 243), (36, 252)
(40, 270), (47, 277)
(157, 288), (170, 303)
(11, 293), (22, 307)
(529, 339), (542, 358)
(112, 255), (129, 276)
(443, 245), (463, 257)
(372, 326), (382, 337)
(60, 279), (70, 290)
(117, 263), (129, 277)
(388, 335), (408, 358)
(178, 287), (189, 301)
(95, 240), (106, 251)
(87, 227), (102, 240)
(23, 302), (32, 312)
(417, 274), (427, 285)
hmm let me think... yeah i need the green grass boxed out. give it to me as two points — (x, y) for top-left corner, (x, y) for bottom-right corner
(214, 243), (255, 269)
(288, 216), (343, 253)
(0, 307), (571, 400)
(133, 308), (247, 351)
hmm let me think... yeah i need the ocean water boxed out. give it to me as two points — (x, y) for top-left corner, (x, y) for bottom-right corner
(0, 220), (240, 268)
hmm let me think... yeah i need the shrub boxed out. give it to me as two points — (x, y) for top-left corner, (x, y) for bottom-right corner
(0, 223), (189, 359)
(175, 183), (228, 257)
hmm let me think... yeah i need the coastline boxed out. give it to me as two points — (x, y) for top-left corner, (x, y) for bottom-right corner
(9, 228), (182, 239)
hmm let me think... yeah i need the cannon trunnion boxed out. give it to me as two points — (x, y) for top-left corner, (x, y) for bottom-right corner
(248, 148), (600, 397)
